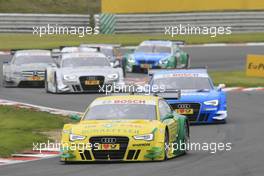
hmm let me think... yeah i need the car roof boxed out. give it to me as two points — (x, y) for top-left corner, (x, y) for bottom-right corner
(15, 50), (51, 56)
(61, 52), (106, 60)
(140, 40), (172, 47)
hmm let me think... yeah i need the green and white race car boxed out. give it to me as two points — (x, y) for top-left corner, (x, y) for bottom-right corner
(124, 40), (190, 73)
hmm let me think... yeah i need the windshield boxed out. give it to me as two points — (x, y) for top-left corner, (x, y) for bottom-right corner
(13, 55), (53, 65)
(62, 57), (110, 67)
(136, 45), (171, 53)
(153, 77), (212, 90)
(84, 104), (156, 120)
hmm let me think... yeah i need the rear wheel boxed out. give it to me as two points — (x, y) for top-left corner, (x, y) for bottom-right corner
(186, 54), (190, 68)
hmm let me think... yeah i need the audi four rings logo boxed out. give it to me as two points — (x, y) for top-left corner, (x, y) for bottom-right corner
(101, 138), (116, 143)
(177, 104), (191, 108)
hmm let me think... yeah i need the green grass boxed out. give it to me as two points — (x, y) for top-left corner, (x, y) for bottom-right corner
(0, 0), (100, 14)
(0, 33), (264, 50)
(0, 106), (71, 157)
(210, 71), (264, 87)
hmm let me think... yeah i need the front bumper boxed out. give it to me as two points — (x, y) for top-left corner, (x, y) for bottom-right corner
(58, 76), (124, 93)
(6, 76), (44, 87)
(60, 136), (164, 162)
(169, 102), (227, 124)
(126, 61), (160, 72)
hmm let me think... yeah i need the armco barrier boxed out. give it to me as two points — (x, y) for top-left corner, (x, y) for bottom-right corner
(95, 12), (264, 34)
(1, 12), (264, 34)
(0, 13), (90, 33)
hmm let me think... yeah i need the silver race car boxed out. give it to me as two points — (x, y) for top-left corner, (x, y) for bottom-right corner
(80, 44), (126, 76)
(45, 52), (125, 93)
(79, 44), (122, 64)
(2, 50), (54, 87)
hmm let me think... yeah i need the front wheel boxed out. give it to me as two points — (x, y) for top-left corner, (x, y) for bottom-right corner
(183, 121), (190, 153)
(2, 79), (6, 87)
(53, 73), (58, 94)
(45, 71), (51, 93)
(164, 130), (170, 160)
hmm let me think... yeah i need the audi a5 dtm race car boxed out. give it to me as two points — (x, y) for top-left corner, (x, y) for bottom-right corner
(2, 50), (55, 87)
(45, 52), (124, 93)
(79, 44), (123, 66)
(124, 40), (190, 73)
(149, 68), (227, 124)
(60, 95), (189, 162)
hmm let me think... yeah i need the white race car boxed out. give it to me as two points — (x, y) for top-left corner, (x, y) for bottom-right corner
(3, 50), (54, 87)
(45, 52), (124, 93)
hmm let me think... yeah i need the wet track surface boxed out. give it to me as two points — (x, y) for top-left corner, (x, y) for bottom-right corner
(0, 45), (264, 176)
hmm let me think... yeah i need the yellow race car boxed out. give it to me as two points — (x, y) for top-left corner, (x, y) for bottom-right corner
(61, 95), (190, 162)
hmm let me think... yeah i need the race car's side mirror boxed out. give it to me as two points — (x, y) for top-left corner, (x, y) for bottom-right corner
(51, 49), (61, 59)
(70, 114), (81, 121)
(217, 84), (226, 91)
(162, 113), (174, 121)
(50, 63), (57, 67)
(113, 60), (121, 68)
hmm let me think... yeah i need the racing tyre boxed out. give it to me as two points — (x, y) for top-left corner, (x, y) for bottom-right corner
(2, 76), (11, 88)
(164, 129), (170, 160)
(45, 71), (51, 93)
(53, 73), (58, 94)
(2, 79), (6, 87)
(121, 58), (126, 78)
(184, 121), (190, 153)
(187, 54), (191, 68)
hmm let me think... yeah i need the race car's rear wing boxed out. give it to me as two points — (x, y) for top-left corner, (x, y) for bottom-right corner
(80, 44), (121, 48)
(10, 49), (53, 55)
(10, 49), (18, 55)
(148, 39), (185, 45)
(110, 88), (181, 100)
(51, 46), (99, 59)
(153, 89), (181, 100)
(148, 67), (208, 76)
(172, 40), (185, 46)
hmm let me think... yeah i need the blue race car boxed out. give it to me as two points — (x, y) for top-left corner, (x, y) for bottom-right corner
(149, 69), (227, 124)
(124, 40), (189, 73)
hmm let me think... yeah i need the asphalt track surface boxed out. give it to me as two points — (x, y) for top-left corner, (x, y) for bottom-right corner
(0, 45), (264, 176)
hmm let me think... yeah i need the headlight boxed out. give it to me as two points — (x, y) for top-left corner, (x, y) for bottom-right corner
(175, 52), (181, 58)
(63, 75), (77, 81)
(133, 133), (154, 141)
(127, 55), (135, 63)
(159, 57), (170, 65)
(107, 73), (119, 80)
(69, 134), (86, 141)
(204, 100), (219, 106)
